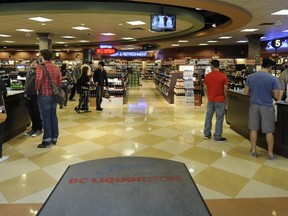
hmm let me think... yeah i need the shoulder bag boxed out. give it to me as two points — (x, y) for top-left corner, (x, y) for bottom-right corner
(42, 65), (66, 106)
(0, 94), (7, 123)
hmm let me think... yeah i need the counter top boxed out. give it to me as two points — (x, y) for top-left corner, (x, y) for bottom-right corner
(7, 90), (24, 96)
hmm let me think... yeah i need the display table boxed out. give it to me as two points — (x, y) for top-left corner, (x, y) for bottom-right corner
(3, 91), (30, 142)
(227, 90), (288, 157)
(37, 157), (211, 216)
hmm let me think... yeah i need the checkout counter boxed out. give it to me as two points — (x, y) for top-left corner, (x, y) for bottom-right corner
(227, 90), (288, 157)
(3, 90), (30, 142)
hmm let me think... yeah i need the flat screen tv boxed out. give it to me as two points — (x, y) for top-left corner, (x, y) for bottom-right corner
(150, 14), (176, 32)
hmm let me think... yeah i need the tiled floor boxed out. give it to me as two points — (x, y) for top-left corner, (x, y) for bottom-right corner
(0, 80), (288, 215)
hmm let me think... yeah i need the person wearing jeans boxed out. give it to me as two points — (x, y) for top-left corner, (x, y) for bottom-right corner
(35, 49), (62, 148)
(203, 59), (228, 142)
(93, 61), (108, 111)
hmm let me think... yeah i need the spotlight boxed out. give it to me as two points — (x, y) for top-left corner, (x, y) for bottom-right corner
(212, 23), (216, 28)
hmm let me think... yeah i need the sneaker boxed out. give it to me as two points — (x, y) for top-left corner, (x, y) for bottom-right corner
(51, 140), (57, 145)
(250, 152), (257, 158)
(204, 135), (211, 140)
(214, 137), (227, 142)
(24, 130), (35, 136)
(74, 107), (80, 113)
(0, 155), (9, 163)
(96, 107), (103, 111)
(267, 154), (277, 160)
(31, 130), (42, 137)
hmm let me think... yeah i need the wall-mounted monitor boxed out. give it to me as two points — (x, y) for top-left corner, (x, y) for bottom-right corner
(150, 14), (176, 32)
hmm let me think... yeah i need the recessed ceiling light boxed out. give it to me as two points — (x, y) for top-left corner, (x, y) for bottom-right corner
(122, 37), (134, 40)
(55, 41), (66, 44)
(219, 36), (232, 39)
(101, 33), (115, 36)
(283, 30), (288, 32)
(16, 29), (34, 32)
(72, 26), (90, 30)
(171, 44), (180, 47)
(199, 43), (208, 46)
(62, 36), (76, 39)
(29, 17), (53, 22)
(126, 20), (146, 25)
(196, 8), (202, 10)
(207, 40), (218, 43)
(241, 29), (259, 32)
(2, 40), (15, 43)
(126, 47), (135, 50)
(271, 10), (288, 15)
(178, 40), (189, 43)
(237, 40), (248, 43)
(78, 40), (90, 43)
(0, 34), (11, 37)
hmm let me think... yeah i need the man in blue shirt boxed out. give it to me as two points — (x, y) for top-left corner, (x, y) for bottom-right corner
(244, 59), (281, 160)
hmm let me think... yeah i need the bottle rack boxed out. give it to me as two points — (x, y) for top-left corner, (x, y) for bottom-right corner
(183, 69), (194, 106)
(174, 78), (185, 106)
(144, 62), (155, 80)
(154, 70), (183, 104)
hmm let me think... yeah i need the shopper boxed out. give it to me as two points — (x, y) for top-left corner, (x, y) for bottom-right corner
(35, 49), (62, 148)
(244, 59), (281, 160)
(0, 79), (8, 162)
(203, 59), (228, 142)
(93, 61), (108, 111)
(278, 67), (288, 102)
(24, 58), (42, 137)
(75, 66), (91, 113)
(60, 63), (74, 106)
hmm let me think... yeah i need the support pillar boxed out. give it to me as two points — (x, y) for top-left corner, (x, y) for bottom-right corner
(83, 48), (93, 63)
(246, 34), (263, 65)
(36, 33), (52, 51)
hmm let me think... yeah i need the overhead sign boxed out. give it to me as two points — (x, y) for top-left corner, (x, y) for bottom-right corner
(110, 51), (148, 57)
(266, 38), (288, 50)
(96, 48), (117, 55)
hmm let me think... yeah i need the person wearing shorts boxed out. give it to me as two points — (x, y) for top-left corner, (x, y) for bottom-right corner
(244, 59), (281, 160)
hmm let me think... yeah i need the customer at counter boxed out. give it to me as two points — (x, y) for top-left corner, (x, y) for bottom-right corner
(244, 59), (281, 160)
(278, 67), (288, 102)
(0, 79), (8, 163)
(24, 58), (42, 137)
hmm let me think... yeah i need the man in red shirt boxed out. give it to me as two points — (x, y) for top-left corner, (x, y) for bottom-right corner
(203, 59), (228, 142)
(35, 49), (62, 148)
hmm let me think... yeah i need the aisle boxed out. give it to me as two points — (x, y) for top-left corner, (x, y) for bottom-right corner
(0, 79), (288, 215)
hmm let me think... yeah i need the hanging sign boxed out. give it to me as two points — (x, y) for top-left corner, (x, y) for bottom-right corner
(266, 38), (288, 50)
(96, 48), (117, 55)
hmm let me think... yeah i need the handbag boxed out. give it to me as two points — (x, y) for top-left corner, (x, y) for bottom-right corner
(42, 65), (66, 106)
(103, 89), (110, 99)
(0, 95), (7, 123)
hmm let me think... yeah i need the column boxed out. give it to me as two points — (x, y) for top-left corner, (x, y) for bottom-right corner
(246, 34), (263, 65)
(36, 33), (52, 51)
(83, 48), (92, 63)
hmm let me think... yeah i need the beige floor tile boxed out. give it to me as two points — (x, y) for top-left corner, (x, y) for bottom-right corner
(180, 146), (222, 165)
(132, 134), (166, 145)
(91, 134), (127, 146)
(133, 123), (161, 132)
(79, 148), (121, 161)
(61, 124), (94, 134)
(27, 148), (70, 168)
(149, 128), (182, 138)
(194, 167), (249, 197)
(0, 170), (57, 203)
(108, 140), (149, 156)
(153, 140), (192, 154)
(132, 147), (174, 159)
(252, 165), (288, 191)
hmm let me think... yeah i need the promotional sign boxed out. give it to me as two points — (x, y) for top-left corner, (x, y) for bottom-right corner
(96, 47), (117, 55)
(266, 38), (288, 50)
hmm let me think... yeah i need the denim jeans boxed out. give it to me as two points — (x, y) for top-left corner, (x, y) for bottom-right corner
(37, 94), (59, 143)
(96, 85), (104, 109)
(204, 101), (225, 139)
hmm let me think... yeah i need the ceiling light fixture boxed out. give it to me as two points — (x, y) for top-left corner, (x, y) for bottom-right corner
(271, 10), (288, 15)
(2, 40), (15, 43)
(78, 40), (90, 43)
(237, 40), (248, 43)
(207, 40), (218, 43)
(55, 41), (67, 44)
(219, 36), (232, 39)
(15, 29), (34, 32)
(121, 37), (134, 40)
(171, 44), (180, 47)
(101, 33), (116, 36)
(282, 30), (288, 32)
(241, 29), (259, 32)
(29, 17), (53, 22)
(178, 40), (189, 43)
(126, 21), (146, 25)
(0, 34), (11, 37)
(199, 43), (208, 46)
(72, 26), (90, 30)
(62, 36), (76, 39)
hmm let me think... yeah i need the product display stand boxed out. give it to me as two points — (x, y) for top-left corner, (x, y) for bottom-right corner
(37, 157), (211, 216)
(183, 69), (194, 106)
(154, 71), (183, 104)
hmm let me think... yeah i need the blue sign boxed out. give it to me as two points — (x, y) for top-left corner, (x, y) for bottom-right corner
(266, 39), (288, 50)
(110, 51), (148, 57)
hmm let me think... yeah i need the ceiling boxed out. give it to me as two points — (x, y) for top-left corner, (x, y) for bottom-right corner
(0, 0), (287, 52)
